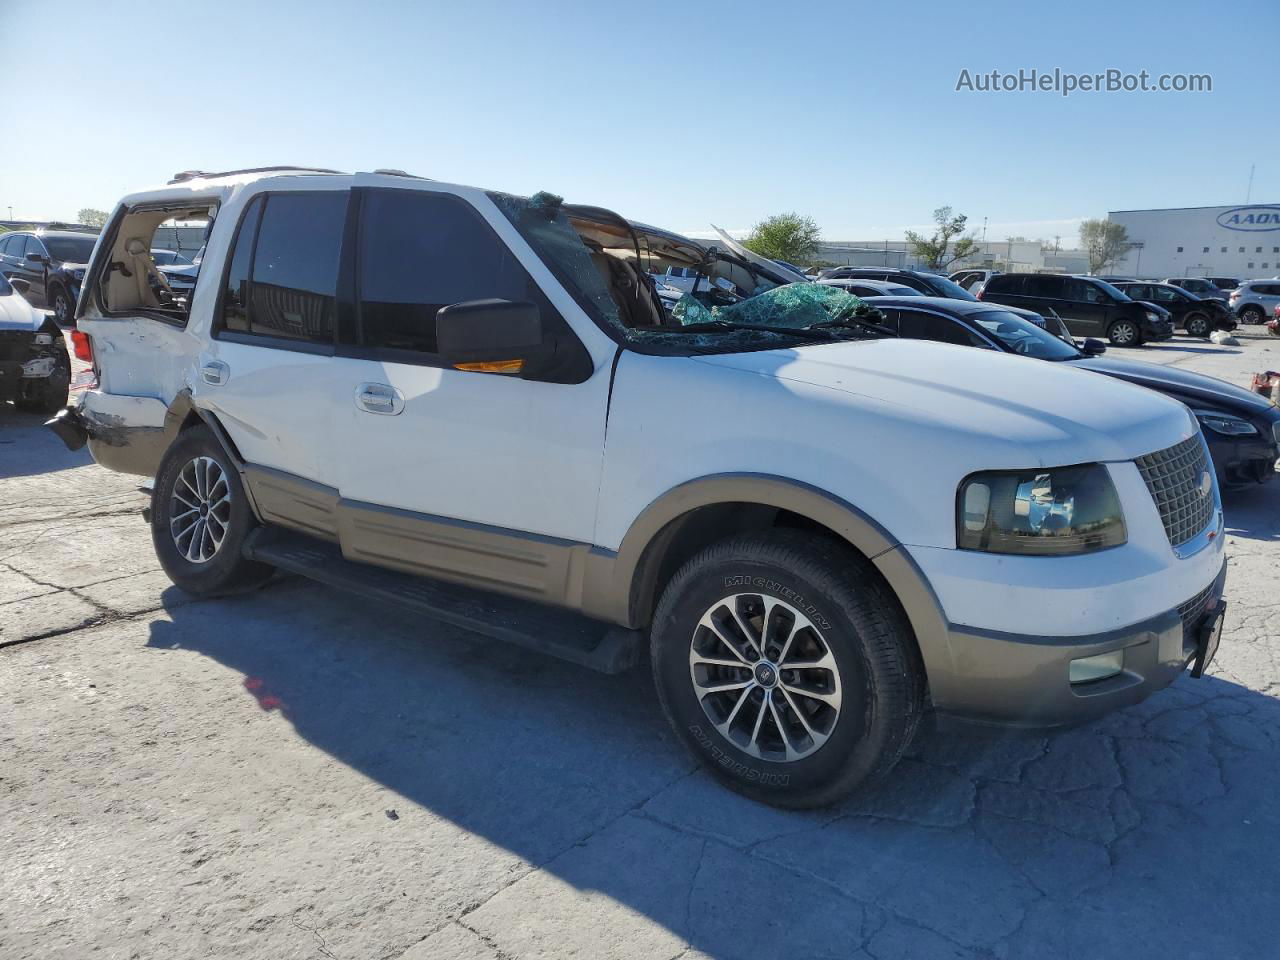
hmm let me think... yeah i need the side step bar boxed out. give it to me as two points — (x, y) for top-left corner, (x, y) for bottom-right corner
(242, 526), (642, 674)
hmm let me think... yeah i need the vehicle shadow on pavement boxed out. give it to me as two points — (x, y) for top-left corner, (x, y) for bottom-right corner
(141, 578), (1280, 959)
(0, 408), (92, 480)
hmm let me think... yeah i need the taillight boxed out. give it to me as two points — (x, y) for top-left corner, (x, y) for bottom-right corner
(1229, 291), (1240, 300)
(71, 330), (93, 362)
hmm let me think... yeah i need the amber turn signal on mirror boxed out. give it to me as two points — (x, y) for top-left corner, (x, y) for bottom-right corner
(453, 359), (524, 374)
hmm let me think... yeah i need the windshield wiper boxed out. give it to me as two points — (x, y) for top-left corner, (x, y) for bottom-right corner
(804, 315), (894, 337)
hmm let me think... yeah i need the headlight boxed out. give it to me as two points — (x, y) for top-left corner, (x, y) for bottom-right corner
(957, 464), (1126, 555)
(1194, 411), (1259, 437)
(1145, 311), (1163, 323)
(33, 332), (54, 345)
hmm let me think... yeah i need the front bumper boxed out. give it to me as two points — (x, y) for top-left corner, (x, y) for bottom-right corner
(934, 559), (1227, 728)
(1208, 431), (1279, 485)
(1142, 319), (1175, 341)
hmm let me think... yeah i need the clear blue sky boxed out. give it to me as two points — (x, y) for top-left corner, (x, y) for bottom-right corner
(3, 0), (1276, 244)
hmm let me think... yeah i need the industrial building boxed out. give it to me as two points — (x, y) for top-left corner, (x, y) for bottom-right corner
(1108, 204), (1280, 280)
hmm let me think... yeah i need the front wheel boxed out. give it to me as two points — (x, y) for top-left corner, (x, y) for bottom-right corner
(650, 531), (924, 808)
(1108, 319), (1141, 347)
(1184, 312), (1211, 338)
(50, 285), (74, 325)
(151, 425), (275, 596)
(1240, 305), (1265, 325)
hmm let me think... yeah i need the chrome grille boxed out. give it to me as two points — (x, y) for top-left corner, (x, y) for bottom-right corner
(1134, 434), (1214, 548)
(1177, 580), (1216, 652)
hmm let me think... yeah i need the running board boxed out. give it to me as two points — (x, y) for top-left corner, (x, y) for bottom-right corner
(242, 526), (642, 674)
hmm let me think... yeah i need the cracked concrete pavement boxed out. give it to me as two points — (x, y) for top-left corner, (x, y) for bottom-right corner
(2, 333), (1279, 959)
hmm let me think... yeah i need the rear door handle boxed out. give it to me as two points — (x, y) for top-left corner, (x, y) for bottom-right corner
(355, 382), (404, 416)
(201, 360), (229, 385)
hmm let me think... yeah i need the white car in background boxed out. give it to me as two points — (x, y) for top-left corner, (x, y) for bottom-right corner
(819, 278), (924, 299)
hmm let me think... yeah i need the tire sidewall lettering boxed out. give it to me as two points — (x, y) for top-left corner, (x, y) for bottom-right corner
(723, 574), (832, 631)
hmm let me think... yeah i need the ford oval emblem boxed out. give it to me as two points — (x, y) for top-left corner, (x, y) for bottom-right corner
(1216, 205), (1280, 232)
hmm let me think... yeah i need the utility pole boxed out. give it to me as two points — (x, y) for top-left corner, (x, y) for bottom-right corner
(1246, 164), (1255, 203)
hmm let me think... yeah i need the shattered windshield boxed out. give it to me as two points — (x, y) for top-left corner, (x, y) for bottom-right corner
(490, 191), (881, 353)
(671, 282), (876, 329)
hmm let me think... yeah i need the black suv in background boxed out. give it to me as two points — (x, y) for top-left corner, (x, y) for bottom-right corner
(0, 226), (100, 324)
(1109, 281), (1236, 338)
(979, 273), (1174, 346)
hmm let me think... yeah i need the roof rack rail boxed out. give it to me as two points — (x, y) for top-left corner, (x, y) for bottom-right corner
(370, 168), (431, 180)
(168, 166), (345, 184)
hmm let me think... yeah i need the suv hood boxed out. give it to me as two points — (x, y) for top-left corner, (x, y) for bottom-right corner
(0, 291), (44, 332)
(1073, 355), (1277, 416)
(696, 338), (1195, 466)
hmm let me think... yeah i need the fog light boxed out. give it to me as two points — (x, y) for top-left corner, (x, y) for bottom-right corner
(1070, 650), (1124, 684)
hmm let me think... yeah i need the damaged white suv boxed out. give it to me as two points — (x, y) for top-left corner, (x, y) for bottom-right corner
(51, 167), (1228, 807)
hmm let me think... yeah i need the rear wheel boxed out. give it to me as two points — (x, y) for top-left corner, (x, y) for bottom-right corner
(1184, 312), (1211, 338)
(1240, 305), (1265, 324)
(1107, 319), (1141, 347)
(650, 531), (924, 808)
(151, 425), (274, 595)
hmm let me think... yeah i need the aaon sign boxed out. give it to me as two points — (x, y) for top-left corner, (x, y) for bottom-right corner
(1216, 205), (1280, 232)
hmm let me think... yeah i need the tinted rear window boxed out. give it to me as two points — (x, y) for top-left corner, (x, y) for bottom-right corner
(984, 274), (1021, 293)
(220, 191), (347, 343)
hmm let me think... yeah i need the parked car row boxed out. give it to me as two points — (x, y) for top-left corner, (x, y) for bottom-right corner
(43, 166), (1253, 807)
(819, 266), (1235, 346)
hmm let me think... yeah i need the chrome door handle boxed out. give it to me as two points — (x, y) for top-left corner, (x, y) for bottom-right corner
(355, 382), (404, 416)
(201, 360), (229, 385)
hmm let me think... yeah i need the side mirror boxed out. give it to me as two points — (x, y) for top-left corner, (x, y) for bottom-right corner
(436, 299), (545, 375)
(9, 277), (31, 295)
(26, 252), (46, 265)
(1080, 338), (1106, 356)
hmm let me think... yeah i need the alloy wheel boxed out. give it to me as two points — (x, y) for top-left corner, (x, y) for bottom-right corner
(53, 291), (71, 324)
(688, 592), (843, 762)
(169, 456), (231, 564)
(1111, 321), (1138, 346)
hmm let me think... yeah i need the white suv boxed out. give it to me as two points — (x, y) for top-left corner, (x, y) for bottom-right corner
(1228, 279), (1280, 324)
(50, 167), (1228, 807)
